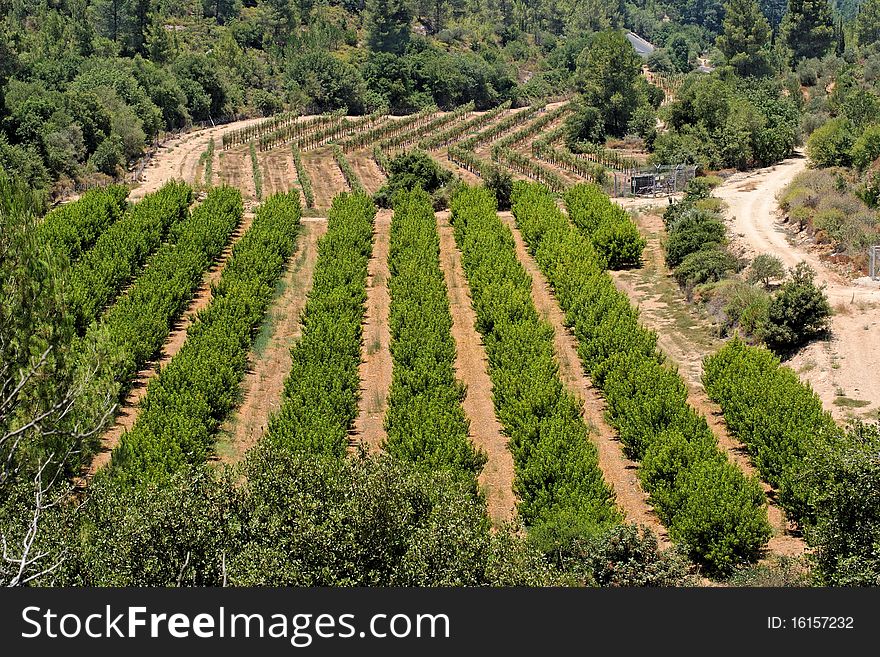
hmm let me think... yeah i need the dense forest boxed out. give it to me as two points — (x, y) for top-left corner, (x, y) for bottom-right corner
(2, 0), (877, 199)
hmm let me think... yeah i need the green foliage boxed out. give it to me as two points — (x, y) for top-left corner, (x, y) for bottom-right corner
(575, 30), (644, 137)
(564, 183), (645, 269)
(374, 150), (452, 208)
(266, 192), (376, 457)
(108, 191), (298, 483)
(365, 0), (412, 55)
(748, 253), (786, 287)
(484, 165), (514, 211)
(780, 0), (836, 61)
(851, 123), (880, 170)
(674, 248), (738, 287)
(385, 189), (485, 481)
(762, 262), (831, 351)
(36, 185), (129, 265)
(451, 186), (621, 543)
(806, 116), (854, 167)
(716, 0), (772, 76)
(63, 181), (193, 334)
(663, 208), (727, 269)
(292, 145), (315, 209)
(856, 0), (880, 47)
(512, 182), (771, 575)
(332, 144), (365, 194)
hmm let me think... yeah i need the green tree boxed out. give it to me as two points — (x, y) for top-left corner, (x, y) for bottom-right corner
(748, 253), (786, 287)
(806, 116), (854, 167)
(717, 0), (772, 76)
(575, 29), (642, 136)
(762, 262), (831, 351)
(856, 0), (880, 47)
(365, 0), (412, 54)
(779, 0), (835, 61)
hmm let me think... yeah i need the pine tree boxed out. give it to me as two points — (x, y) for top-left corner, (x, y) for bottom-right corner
(779, 0), (835, 61)
(366, 0), (412, 54)
(856, 0), (880, 48)
(717, 0), (772, 76)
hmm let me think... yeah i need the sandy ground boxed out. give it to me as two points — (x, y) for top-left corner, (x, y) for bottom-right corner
(610, 211), (805, 557)
(217, 219), (327, 463)
(499, 212), (669, 541)
(261, 149), (296, 198)
(303, 149), (349, 209)
(351, 209), (393, 451)
(715, 155), (880, 423)
(131, 118), (263, 201)
(348, 152), (387, 194)
(436, 212), (516, 525)
(78, 212), (254, 485)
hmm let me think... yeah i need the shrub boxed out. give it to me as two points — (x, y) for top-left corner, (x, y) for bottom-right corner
(851, 123), (880, 170)
(748, 253), (786, 288)
(374, 150), (452, 208)
(674, 248), (738, 288)
(664, 209), (727, 268)
(762, 262), (831, 352)
(806, 117), (854, 167)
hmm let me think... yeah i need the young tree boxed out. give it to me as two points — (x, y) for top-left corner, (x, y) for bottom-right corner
(716, 0), (772, 76)
(748, 253), (786, 288)
(779, 0), (835, 61)
(575, 29), (642, 137)
(365, 0), (412, 55)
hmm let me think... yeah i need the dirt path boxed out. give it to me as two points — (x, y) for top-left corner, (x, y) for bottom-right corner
(216, 219), (327, 463)
(436, 212), (516, 524)
(78, 212), (254, 484)
(608, 211), (805, 557)
(351, 209), (393, 452)
(131, 118), (263, 201)
(715, 154), (880, 422)
(499, 212), (669, 541)
(348, 152), (387, 194)
(261, 149), (295, 198)
(303, 149), (349, 209)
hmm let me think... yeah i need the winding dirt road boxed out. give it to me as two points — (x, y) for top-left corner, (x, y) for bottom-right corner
(715, 155), (880, 422)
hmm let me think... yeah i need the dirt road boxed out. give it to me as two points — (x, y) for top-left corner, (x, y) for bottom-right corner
(715, 155), (880, 422)
(131, 118), (262, 201)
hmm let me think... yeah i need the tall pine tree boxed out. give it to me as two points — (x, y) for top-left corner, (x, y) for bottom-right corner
(856, 0), (880, 48)
(366, 0), (412, 54)
(779, 0), (835, 60)
(717, 0), (772, 76)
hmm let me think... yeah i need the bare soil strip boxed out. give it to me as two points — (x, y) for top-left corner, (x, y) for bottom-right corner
(436, 212), (516, 524)
(303, 149), (349, 209)
(348, 152), (387, 194)
(216, 219), (328, 463)
(499, 212), (669, 542)
(80, 213), (255, 483)
(219, 148), (257, 202)
(131, 118), (263, 201)
(351, 209), (393, 452)
(261, 149), (295, 197)
(609, 210), (806, 557)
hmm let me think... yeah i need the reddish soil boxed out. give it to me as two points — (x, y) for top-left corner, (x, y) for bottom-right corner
(351, 209), (393, 452)
(78, 212), (255, 485)
(436, 211), (516, 525)
(218, 219), (327, 463)
(303, 148), (349, 209)
(609, 210), (806, 558)
(348, 152), (387, 194)
(499, 212), (669, 542)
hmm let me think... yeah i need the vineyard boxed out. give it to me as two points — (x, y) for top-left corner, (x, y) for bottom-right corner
(11, 85), (875, 589)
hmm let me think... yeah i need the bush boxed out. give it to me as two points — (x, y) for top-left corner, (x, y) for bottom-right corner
(806, 117), (854, 167)
(674, 248), (738, 288)
(851, 123), (880, 170)
(762, 262), (831, 352)
(484, 165), (514, 210)
(373, 150), (452, 208)
(748, 253), (786, 288)
(664, 209), (727, 268)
